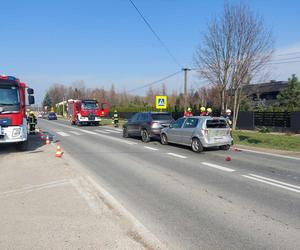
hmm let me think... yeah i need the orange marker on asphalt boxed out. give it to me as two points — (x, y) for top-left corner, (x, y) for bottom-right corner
(55, 144), (63, 158)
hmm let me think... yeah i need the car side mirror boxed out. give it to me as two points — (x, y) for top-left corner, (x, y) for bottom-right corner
(27, 88), (34, 95)
(28, 95), (35, 105)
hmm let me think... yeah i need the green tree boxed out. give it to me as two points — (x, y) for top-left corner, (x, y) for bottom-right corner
(277, 74), (300, 111)
(42, 92), (52, 110)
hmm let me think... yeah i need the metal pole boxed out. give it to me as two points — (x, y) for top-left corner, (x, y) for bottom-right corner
(182, 68), (191, 110)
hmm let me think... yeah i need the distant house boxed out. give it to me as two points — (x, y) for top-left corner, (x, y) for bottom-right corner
(242, 80), (288, 106)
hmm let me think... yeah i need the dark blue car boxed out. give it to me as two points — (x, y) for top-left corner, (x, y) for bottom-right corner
(47, 112), (57, 120)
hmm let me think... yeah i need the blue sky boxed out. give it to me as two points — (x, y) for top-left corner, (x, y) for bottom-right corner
(1, 0), (300, 104)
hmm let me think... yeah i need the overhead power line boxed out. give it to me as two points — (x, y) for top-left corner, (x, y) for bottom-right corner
(128, 0), (182, 68)
(127, 70), (182, 93)
(267, 60), (300, 65)
(275, 51), (300, 57)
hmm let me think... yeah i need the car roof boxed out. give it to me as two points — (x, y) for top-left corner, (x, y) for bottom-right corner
(183, 116), (226, 120)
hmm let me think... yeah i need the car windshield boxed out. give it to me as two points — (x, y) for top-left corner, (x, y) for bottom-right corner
(206, 119), (227, 128)
(0, 86), (19, 105)
(151, 113), (172, 120)
(82, 102), (98, 110)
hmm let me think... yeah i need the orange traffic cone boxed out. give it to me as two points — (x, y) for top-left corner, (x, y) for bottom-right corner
(55, 144), (63, 158)
(46, 135), (50, 145)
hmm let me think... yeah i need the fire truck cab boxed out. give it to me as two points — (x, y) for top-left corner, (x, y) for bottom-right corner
(0, 75), (35, 148)
(67, 99), (108, 126)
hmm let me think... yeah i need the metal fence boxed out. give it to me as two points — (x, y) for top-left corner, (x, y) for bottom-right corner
(237, 111), (300, 133)
(254, 112), (291, 128)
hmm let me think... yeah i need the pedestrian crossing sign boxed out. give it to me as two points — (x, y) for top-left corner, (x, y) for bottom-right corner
(156, 96), (167, 109)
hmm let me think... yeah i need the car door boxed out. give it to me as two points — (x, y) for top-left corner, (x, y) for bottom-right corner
(167, 118), (185, 144)
(181, 118), (199, 145)
(127, 113), (139, 135)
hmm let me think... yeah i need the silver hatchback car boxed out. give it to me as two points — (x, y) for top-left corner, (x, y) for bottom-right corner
(160, 116), (232, 152)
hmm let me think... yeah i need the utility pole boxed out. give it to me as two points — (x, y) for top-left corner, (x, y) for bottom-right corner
(182, 68), (191, 110)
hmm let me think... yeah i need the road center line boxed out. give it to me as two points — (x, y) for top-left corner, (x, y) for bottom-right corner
(249, 174), (300, 190)
(167, 153), (187, 159)
(144, 146), (158, 151)
(201, 162), (235, 172)
(242, 175), (300, 193)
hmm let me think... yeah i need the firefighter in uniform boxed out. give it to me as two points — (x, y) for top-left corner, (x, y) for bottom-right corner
(200, 106), (206, 116)
(184, 107), (193, 117)
(206, 108), (213, 117)
(223, 109), (233, 128)
(28, 111), (37, 134)
(113, 110), (119, 128)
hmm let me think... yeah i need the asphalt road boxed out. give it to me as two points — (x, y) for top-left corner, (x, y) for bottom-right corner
(38, 118), (300, 250)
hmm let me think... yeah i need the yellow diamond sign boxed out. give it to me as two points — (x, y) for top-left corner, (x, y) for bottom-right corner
(156, 96), (167, 109)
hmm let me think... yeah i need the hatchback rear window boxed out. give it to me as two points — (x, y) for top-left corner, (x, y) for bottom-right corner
(151, 113), (172, 120)
(206, 119), (227, 128)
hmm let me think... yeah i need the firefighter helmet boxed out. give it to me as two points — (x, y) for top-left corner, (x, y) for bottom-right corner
(200, 106), (206, 112)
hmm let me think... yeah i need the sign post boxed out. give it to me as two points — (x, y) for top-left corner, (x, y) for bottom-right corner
(156, 96), (167, 110)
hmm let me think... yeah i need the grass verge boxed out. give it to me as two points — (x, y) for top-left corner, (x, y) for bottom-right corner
(232, 130), (300, 152)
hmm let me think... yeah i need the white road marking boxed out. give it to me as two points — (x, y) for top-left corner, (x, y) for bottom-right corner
(104, 129), (121, 133)
(78, 128), (136, 145)
(0, 179), (71, 197)
(237, 148), (300, 161)
(249, 174), (300, 190)
(201, 162), (235, 172)
(69, 131), (81, 135)
(79, 129), (98, 135)
(43, 120), (137, 145)
(103, 126), (122, 132)
(167, 153), (187, 159)
(94, 129), (110, 134)
(242, 175), (300, 193)
(144, 146), (158, 151)
(56, 131), (70, 137)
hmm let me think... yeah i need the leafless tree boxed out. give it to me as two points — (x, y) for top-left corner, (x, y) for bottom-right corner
(194, 2), (273, 129)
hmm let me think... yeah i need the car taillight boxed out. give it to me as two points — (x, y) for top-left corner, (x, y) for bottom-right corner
(150, 122), (160, 128)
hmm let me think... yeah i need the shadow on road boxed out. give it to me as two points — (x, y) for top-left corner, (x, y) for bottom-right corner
(0, 134), (46, 155)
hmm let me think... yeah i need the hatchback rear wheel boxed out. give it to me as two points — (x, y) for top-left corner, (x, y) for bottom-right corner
(191, 138), (203, 153)
(161, 133), (168, 145)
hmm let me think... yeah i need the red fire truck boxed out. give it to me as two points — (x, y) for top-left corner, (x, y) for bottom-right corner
(0, 75), (35, 148)
(67, 99), (108, 126)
